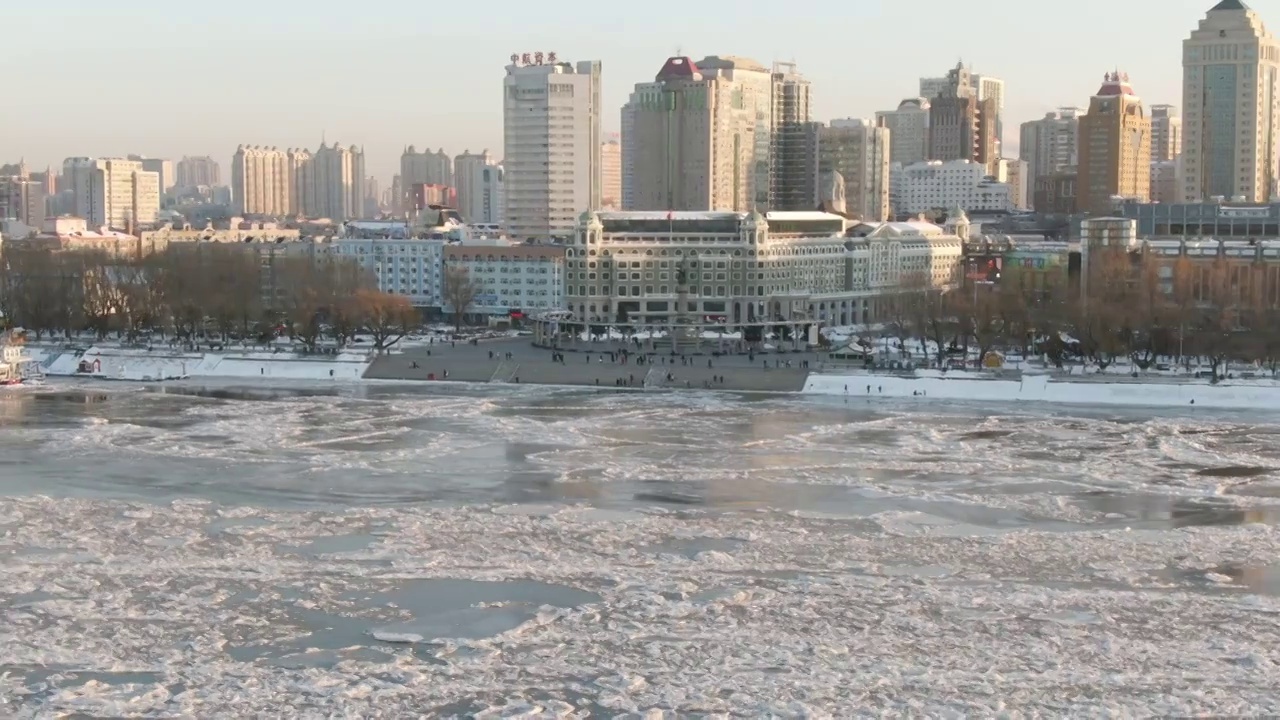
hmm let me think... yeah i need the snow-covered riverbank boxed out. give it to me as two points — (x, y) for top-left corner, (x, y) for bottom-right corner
(35, 346), (372, 382)
(805, 369), (1280, 410)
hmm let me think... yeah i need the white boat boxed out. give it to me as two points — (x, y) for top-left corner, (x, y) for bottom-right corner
(0, 331), (44, 386)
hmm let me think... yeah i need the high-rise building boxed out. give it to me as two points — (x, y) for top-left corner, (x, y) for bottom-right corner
(620, 104), (637, 209)
(1000, 158), (1030, 210)
(820, 119), (890, 221)
(400, 147), (452, 200)
(1076, 72), (1152, 215)
(770, 62), (816, 210)
(286, 148), (313, 217)
(309, 143), (366, 220)
(600, 136), (622, 209)
(1149, 104), (1183, 162)
(1182, 0), (1280, 202)
(231, 144), (365, 219)
(364, 176), (380, 218)
(128, 156), (175, 193)
(627, 55), (773, 212)
(62, 157), (160, 229)
(455, 150), (505, 223)
(503, 54), (601, 240)
(876, 98), (931, 166)
(926, 63), (999, 176)
(231, 146), (290, 216)
(389, 175), (403, 218)
(972, 74), (1005, 155)
(1151, 160), (1180, 203)
(176, 156), (221, 188)
(1019, 108), (1084, 203)
(0, 176), (46, 225)
(922, 71), (1003, 156)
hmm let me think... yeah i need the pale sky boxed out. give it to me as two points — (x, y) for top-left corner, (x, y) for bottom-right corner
(1, 0), (1267, 182)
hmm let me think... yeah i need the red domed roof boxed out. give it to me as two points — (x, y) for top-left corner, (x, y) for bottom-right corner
(656, 56), (700, 80)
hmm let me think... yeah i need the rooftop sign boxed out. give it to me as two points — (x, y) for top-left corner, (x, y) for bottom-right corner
(510, 52), (558, 67)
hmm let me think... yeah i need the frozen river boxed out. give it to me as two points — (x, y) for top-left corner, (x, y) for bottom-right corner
(2, 381), (1280, 716)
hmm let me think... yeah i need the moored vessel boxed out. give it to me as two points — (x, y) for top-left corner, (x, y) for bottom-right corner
(0, 330), (43, 386)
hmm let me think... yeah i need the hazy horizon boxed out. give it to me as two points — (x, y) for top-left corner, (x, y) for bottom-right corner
(3, 0), (1263, 182)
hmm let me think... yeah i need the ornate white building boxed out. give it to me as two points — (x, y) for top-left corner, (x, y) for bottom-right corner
(565, 210), (963, 328)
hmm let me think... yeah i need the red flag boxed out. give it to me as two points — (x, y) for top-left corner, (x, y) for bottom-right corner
(666, 210), (674, 221)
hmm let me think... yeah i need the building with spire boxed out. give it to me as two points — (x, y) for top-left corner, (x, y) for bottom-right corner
(1182, 0), (1280, 202)
(1076, 72), (1152, 215)
(921, 69), (1003, 158)
(926, 63), (999, 176)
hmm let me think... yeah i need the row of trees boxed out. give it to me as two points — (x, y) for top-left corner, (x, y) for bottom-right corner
(881, 248), (1280, 380)
(0, 244), (462, 353)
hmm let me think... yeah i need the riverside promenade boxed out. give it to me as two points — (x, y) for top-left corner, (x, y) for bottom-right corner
(365, 336), (814, 392)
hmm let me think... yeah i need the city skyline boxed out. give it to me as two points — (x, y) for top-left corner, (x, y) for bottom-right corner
(2, 0), (1252, 181)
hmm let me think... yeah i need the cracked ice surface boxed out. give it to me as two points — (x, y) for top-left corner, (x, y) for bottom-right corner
(3, 496), (1280, 717)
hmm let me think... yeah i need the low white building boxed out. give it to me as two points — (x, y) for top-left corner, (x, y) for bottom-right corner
(332, 237), (447, 308)
(890, 159), (1012, 216)
(444, 244), (566, 315)
(566, 210), (964, 328)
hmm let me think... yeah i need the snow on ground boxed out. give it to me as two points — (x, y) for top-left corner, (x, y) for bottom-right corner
(40, 347), (371, 382)
(806, 370), (1280, 410)
(1, 496), (1278, 717)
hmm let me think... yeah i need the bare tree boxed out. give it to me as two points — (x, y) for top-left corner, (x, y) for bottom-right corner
(354, 289), (417, 353)
(442, 264), (479, 332)
(275, 257), (328, 352)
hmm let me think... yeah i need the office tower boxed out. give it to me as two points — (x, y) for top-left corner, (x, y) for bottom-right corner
(1149, 104), (1183, 162)
(1019, 108), (1084, 203)
(819, 119), (891, 221)
(770, 62), (817, 210)
(455, 149), (505, 223)
(1182, 0), (1280, 201)
(176, 156), (221, 188)
(876, 98), (931, 166)
(627, 55), (773, 212)
(927, 63), (999, 175)
(503, 53), (601, 240)
(128, 156), (175, 192)
(600, 136), (622, 209)
(62, 157), (160, 228)
(1076, 72), (1152, 215)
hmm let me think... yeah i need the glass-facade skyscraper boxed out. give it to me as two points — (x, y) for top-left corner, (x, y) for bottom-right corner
(1182, 0), (1280, 203)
